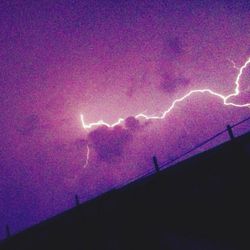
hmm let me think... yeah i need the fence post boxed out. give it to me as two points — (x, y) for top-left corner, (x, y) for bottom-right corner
(153, 156), (160, 173)
(6, 225), (10, 238)
(227, 125), (235, 140)
(75, 194), (80, 207)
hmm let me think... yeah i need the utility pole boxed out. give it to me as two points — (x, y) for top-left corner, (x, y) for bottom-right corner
(75, 194), (80, 207)
(153, 156), (160, 173)
(227, 125), (235, 140)
(6, 225), (10, 239)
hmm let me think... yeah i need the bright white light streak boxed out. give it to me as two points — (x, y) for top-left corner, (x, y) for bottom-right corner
(81, 57), (250, 130)
(83, 144), (90, 168)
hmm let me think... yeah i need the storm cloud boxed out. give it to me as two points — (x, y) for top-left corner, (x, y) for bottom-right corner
(1, 0), (250, 240)
(88, 125), (133, 162)
(159, 73), (191, 93)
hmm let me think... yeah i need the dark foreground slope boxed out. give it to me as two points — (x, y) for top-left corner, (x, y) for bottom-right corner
(1, 132), (250, 250)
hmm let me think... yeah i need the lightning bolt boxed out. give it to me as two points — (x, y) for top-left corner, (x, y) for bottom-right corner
(80, 57), (250, 130)
(227, 58), (240, 70)
(83, 144), (90, 168)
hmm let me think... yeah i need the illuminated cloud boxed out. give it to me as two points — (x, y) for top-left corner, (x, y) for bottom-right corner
(167, 36), (186, 57)
(159, 73), (191, 93)
(88, 126), (132, 162)
(124, 116), (140, 130)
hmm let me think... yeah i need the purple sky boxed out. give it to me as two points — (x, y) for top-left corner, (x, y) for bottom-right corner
(0, 0), (250, 238)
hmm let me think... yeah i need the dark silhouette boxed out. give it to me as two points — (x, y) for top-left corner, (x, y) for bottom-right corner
(75, 195), (80, 207)
(5, 225), (10, 239)
(153, 156), (160, 172)
(227, 124), (235, 140)
(1, 130), (249, 250)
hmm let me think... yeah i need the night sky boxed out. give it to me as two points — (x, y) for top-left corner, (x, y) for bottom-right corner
(0, 0), (250, 238)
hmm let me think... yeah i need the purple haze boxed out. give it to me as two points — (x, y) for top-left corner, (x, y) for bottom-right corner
(0, 0), (250, 238)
